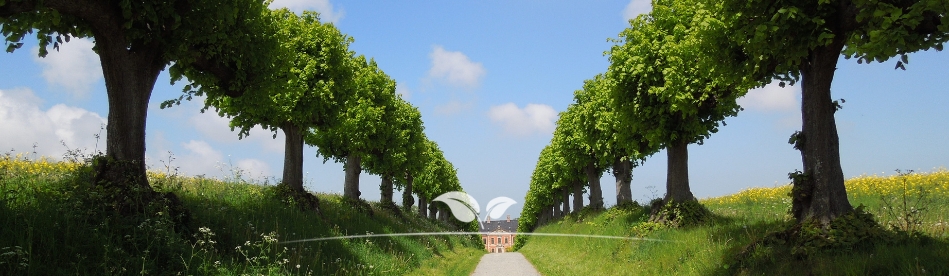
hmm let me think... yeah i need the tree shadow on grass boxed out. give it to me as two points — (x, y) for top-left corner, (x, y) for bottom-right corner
(695, 216), (949, 276)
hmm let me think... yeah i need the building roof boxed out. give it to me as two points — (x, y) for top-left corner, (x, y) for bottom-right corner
(480, 218), (518, 233)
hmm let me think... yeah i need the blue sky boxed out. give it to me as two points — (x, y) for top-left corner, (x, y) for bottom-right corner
(2, 0), (948, 219)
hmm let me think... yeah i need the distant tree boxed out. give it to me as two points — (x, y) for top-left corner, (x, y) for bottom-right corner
(551, 105), (607, 210)
(715, 0), (948, 223)
(607, 0), (750, 204)
(362, 97), (425, 207)
(1, 0), (279, 207)
(572, 74), (658, 206)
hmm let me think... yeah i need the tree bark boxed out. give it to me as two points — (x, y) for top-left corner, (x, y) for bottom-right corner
(562, 188), (571, 214)
(428, 202), (438, 220)
(553, 197), (562, 218)
(572, 180), (583, 213)
(439, 205), (448, 222)
(665, 140), (695, 203)
(614, 156), (633, 205)
(793, 40), (854, 224)
(585, 162), (604, 209)
(418, 194), (428, 217)
(402, 173), (415, 210)
(380, 174), (394, 206)
(343, 153), (362, 200)
(280, 123), (305, 192)
(93, 27), (164, 191)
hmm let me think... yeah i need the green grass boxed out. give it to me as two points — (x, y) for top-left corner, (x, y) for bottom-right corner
(404, 247), (485, 276)
(0, 155), (484, 275)
(518, 170), (949, 275)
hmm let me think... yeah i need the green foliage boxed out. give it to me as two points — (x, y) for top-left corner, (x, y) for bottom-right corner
(607, 0), (751, 151)
(310, 56), (394, 163)
(183, 9), (355, 139)
(649, 199), (713, 228)
(717, 0), (949, 84)
(789, 206), (891, 256)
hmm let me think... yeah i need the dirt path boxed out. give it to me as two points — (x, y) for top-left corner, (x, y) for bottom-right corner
(470, 252), (541, 276)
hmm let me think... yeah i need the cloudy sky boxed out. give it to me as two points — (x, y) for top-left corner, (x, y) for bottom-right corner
(2, 0), (948, 218)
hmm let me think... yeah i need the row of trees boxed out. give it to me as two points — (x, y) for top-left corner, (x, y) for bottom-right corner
(518, 0), (947, 234)
(1, 1), (471, 225)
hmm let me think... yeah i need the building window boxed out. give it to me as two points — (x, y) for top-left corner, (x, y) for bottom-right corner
(504, 237), (508, 244)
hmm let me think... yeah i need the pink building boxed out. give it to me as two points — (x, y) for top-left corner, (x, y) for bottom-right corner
(480, 215), (518, 253)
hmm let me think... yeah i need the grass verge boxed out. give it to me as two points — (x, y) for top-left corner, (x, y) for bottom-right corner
(0, 154), (482, 275)
(518, 169), (949, 275)
(404, 247), (485, 276)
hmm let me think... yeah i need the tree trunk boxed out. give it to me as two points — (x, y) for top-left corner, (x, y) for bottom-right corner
(572, 180), (583, 213)
(793, 41), (853, 224)
(439, 205), (448, 222)
(537, 207), (547, 226)
(418, 194), (428, 217)
(403, 173), (415, 210)
(585, 162), (604, 209)
(280, 123), (304, 192)
(380, 174), (394, 206)
(665, 140), (695, 203)
(562, 188), (570, 214)
(96, 32), (164, 192)
(428, 202), (438, 220)
(614, 156), (633, 205)
(343, 153), (362, 200)
(553, 198), (562, 218)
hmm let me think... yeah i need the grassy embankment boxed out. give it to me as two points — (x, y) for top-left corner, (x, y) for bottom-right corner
(0, 154), (484, 275)
(518, 169), (949, 275)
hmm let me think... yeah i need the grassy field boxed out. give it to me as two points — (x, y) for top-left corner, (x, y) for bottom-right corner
(0, 154), (484, 275)
(519, 169), (949, 275)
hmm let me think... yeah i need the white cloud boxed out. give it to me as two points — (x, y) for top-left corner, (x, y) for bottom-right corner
(0, 88), (106, 158)
(32, 38), (102, 97)
(623, 0), (652, 21)
(738, 81), (802, 129)
(739, 81), (800, 113)
(428, 45), (485, 88)
(189, 107), (284, 152)
(171, 140), (272, 179)
(270, 0), (344, 23)
(487, 103), (557, 137)
(434, 99), (474, 116)
(236, 159), (272, 180)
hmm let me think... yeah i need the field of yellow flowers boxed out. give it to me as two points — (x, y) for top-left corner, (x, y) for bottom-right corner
(702, 168), (949, 237)
(703, 168), (949, 206)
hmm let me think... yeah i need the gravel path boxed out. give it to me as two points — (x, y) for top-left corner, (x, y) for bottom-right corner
(470, 252), (541, 276)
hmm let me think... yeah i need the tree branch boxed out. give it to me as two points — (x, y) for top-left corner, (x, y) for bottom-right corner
(0, 0), (37, 17)
(190, 55), (242, 97)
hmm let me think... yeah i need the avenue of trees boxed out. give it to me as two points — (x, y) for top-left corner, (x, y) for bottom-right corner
(518, 0), (947, 234)
(1, 1), (470, 226)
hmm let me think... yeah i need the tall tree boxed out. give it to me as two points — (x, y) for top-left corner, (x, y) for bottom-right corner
(309, 56), (396, 201)
(607, 0), (750, 204)
(715, 0), (947, 223)
(178, 9), (353, 208)
(573, 74), (658, 206)
(1, 0), (278, 206)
